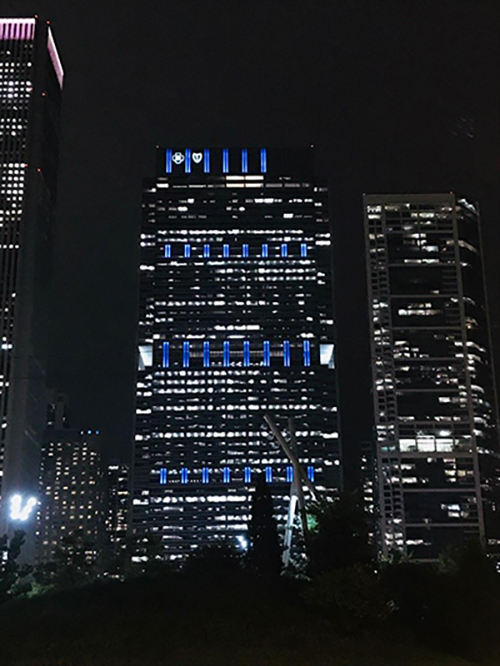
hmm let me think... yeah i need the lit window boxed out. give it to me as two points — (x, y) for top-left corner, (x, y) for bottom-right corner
(164, 244), (171, 258)
(281, 243), (288, 257)
(265, 466), (272, 483)
(263, 341), (270, 366)
(202, 468), (210, 484)
(243, 341), (250, 367)
(307, 466), (315, 482)
(223, 244), (230, 258)
(203, 341), (210, 367)
(203, 244), (210, 258)
(242, 244), (249, 258)
(183, 341), (190, 368)
(303, 340), (311, 366)
(244, 467), (252, 483)
(223, 341), (230, 367)
(260, 148), (267, 173)
(223, 149), (229, 174)
(163, 342), (170, 368)
(300, 243), (308, 257)
(286, 466), (294, 483)
(184, 244), (191, 258)
(261, 244), (269, 258)
(283, 340), (291, 367)
(241, 149), (248, 173)
(181, 468), (189, 484)
(223, 467), (230, 483)
(159, 468), (168, 484)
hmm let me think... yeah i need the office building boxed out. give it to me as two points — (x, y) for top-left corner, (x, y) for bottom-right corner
(106, 462), (130, 558)
(37, 397), (104, 562)
(132, 147), (340, 559)
(0, 17), (64, 539)
(365, 193), (500, 559)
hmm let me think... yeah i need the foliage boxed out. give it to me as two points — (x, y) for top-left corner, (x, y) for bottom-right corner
(184, 542), (242, 578)
(34, 530), (97, 591)
(246, 473), (282, 577)
(0, 531), (32, 603)
(307, 492), (374, 575)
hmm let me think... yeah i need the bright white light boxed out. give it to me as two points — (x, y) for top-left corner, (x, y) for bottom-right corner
(10, 494), (37, 522)
(236, 535), (248, 550)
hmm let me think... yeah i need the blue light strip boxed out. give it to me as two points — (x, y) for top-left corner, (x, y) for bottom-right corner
(185, 148), (192, 173)
(300, 243), (308, 257)
(263, 341), (270, 366)
(281, 243), (288, 257)
(241, 149), (248, 173)
(223, 467), (230, 483)
(260, 148), (267, 173)
(286, 466), (294, 483)
(162, 342), (170, 368)
(303, 340), (311, 367)
(203, 244), (210, 258)
(183, 341), (190, 368)
(244, 467), (252, 483)
(307, 466), (315, 482)
(223, 341), (230, 367)
(184, 244), (191, 258)
(283, 340), (291, 367)
(166, 148), (172, 173)
(159, 468), (168, 484)
(202, 467), (210, 484)
(243, 244), (249, 258)
(203, 341), (210, 367)
(265, 466), (272, 483)
(204, 149), (210, 173)
(181, 468), (189, 484)
(222, 149), (229, 174)
(164, 244), (171, 258)
(243, 341), (250, 367)
(261, 243), (268, 258)
(223, 243), (230, 258)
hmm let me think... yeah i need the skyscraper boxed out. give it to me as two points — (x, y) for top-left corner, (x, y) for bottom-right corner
(37, 396), (104, 563)
(106, 462), (130, 560)
(0, 18), (63, 539)
(365, 193), (500, 559)
(132, 147), (340, 559)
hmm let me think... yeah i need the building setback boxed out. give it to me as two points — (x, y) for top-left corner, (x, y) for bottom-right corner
(132, 147), (340, 559)
(0, 18), (63, 538)
(365, 193), (500, 559)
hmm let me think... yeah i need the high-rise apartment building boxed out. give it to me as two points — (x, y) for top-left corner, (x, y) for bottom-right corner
(0, 18), (63, 537)
(37, 397), (104, 563)
(365, 193), (500, 559)
(106, 462), (130, 558)
(132, 147), (340, 559)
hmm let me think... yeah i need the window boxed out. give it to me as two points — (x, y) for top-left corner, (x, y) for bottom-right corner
(223, 341), (230, 367)
(286, 466), (294, 483)
(183, 341), (190, 368)
(281, 243), (288, 257)
(300, 243), (308, 257)
(223, 467), (230, 483)
(265, 466), (272, 483)
(159, 468), (168, 485)
(164, 244), (171, 258)
(184, 244), (191, 258)
(203, 244), (210, 258)
(242, 244), (249, 258)
(263, 341), (270, 366)
(303, 340), (311, 367)
(261, 243), (269, 258)
(244, 467), (252, 483)
(223, 244), (230, 258)
(283, 340), (291, 367)
(162, 342), (170, 368)
(181, 468), (189, 484)
(243, 341), (250, 366)
(203, 341), (210, 367)
(202, 468), (210, 484)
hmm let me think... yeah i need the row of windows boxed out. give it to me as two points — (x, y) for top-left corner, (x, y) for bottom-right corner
(163, 242), (309, 259)
(161, 340), (311, 368)
(158, 464), (315, 485)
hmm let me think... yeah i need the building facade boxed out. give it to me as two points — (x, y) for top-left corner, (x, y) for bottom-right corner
(132, 147), (340, 559)
(0, 17), (63, 538)
(365, 193), (500, 559)
(37, 397), (104, 563)
(106, 462), (130, 559)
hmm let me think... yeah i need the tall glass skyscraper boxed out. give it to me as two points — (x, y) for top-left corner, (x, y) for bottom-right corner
(132, 147), (340, 559)
(0, 18), (63, 538)
(365, 193), (500, 560)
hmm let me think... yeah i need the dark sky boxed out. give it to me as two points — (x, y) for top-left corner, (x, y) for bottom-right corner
(6, 1), (500, 483)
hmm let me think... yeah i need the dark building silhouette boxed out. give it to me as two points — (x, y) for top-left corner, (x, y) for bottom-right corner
(365, 193), (500, 559)
(132, 147), (340, 559)
(0, 18), (63, 544)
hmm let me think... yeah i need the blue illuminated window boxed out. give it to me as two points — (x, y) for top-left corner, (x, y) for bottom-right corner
(202, 467), (210, 484)
(223, 243), (230, 258)
(166, 148), (172, 173)
(203, 244), (210, 258)
(263, 340), (270, 366)
(164, 244), (171, 258)
(241, 148), (248, 173)
(242, 244), (249, 258)
(162, 342), (170, 368)
(181, 468), (189, 484)
(223, 467), (230, 483)
(265, 466), (272, 483)
(244, 467), (252, 483)
(203, 341), (210, 367)
(183, 341), (190, 368)
(286, 466), (294, 483)
(243, 341), (250, 367)
(300, 243), (308, 257)
(184, 244), (191, 258)
(159, 468), (168, 485)
(260, 148), (267, 173)
(283, 340), (291, 367)
(185, 148), (192, 173)
(307, 466), (315, 482)
(303, 340), (311, 367)
(281, 243), (288, 257)
(204, 149), (210, 173)
(223, 341), (230, 367)
(261, 243), (269, 258)
(223, 149), (229, 173)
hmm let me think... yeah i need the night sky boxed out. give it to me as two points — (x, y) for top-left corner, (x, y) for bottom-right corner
(6, 1), (500, 485)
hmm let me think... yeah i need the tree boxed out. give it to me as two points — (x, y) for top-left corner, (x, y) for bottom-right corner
(0, 530), (32, 603)
(34, 530), (97, 591)
(307, 492), (374, 576)
(246, 474), (282, 576)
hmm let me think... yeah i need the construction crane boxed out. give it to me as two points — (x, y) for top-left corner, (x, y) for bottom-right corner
(264, 414), (321, 566)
